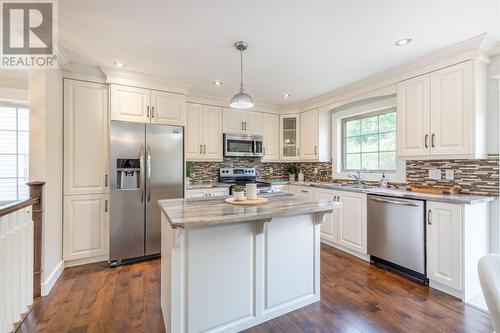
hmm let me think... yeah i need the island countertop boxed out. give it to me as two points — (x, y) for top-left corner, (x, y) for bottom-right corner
(159, 192), (340, 229)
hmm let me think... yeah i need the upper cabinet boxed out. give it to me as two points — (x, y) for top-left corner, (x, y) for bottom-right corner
(186, 103), (223, 161)
(223, 108), (262, 136)
(396, 74), (431, 157)
(262, 113), (280, 161)
(300, 109), (331, 162)
(280, 114), (300, 160)
(111, 84), (186, 126)
(64, 79), (109, 195)
(397, 60), (486, 159)
(150, 90), (187, 126)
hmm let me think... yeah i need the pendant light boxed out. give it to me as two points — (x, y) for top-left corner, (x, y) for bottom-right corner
(230, 41), (254, 109)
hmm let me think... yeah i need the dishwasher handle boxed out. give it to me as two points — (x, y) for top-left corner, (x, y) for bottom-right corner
(368, 196), (421, 207)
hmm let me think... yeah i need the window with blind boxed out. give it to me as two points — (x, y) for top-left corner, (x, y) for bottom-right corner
(0, 105), (29, 201)
(342, 109), (396, 172)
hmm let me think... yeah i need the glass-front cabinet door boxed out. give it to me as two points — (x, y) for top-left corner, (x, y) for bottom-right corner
(280, 114), (300, 160)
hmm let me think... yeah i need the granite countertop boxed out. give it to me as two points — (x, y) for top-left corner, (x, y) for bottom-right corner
(186, 183), (231, 190)
(268, 180), (497, 205)
(159, 192), (340, 229)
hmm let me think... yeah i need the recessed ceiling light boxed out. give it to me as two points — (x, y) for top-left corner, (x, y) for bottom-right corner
(213, 80), (223, 86)
(395, 38), (412, 47)
(113, 61), (126, 68)
(282, 93), (292, 99)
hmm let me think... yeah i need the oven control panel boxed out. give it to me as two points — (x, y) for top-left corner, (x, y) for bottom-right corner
(220, 168), (256, 178)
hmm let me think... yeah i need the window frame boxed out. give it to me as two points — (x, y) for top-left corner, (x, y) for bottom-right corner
(341, 108), (396, 173)
(0, 103), (29, 201)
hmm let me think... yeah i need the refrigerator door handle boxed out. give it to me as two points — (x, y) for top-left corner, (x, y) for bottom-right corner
(147, 144), (152, 202)
(139, 146), (145, 203)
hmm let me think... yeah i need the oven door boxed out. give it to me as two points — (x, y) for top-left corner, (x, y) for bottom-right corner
(224, 134), (261, 157)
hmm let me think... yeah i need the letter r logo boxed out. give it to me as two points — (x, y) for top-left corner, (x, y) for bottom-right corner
(2, 2), (53, 54)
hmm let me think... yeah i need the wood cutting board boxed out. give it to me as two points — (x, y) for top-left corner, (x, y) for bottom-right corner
(224, 197), (269, 205)
(409, 185), (460, 195)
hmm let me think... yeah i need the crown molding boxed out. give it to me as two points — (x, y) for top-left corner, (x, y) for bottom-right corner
(186, 93), (280, 114)
(299, 33), (499, 111)
(100, 66), (190, 94)
(62, 62), (107, 83)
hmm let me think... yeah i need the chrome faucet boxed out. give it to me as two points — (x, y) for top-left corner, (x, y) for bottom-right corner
(348, 170), (363, 185)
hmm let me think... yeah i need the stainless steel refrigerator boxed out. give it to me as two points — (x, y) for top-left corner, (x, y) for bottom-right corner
(109, 121), (184, 265)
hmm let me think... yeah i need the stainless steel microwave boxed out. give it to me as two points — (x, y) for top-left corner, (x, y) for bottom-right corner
(224, 133), (263, 157)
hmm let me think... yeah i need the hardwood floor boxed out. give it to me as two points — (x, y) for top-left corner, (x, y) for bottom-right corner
(18, 245), (492, 333)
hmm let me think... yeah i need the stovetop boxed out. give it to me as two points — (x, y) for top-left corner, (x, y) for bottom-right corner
(219, 168), (271, 188)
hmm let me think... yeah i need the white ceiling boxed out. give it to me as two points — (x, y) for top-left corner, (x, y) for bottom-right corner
(59, 0), (500, 106)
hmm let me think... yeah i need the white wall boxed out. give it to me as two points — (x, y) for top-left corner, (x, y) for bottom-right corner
(487, 54), (500, 155)
(487, 54), (500, 253)
(0, 70), (28, 104)
(29, 68), (64, 295)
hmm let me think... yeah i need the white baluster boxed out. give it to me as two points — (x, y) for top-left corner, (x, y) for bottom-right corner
(0, 215), (8, 333)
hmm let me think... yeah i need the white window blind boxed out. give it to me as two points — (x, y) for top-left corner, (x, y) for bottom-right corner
(0, 105), (29, 201)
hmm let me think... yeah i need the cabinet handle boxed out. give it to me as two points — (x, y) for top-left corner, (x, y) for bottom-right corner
(203, 145), (206, 154)
(152, 106), (155, 118)
(263, 147), (266, 155)
(105, 174), (108, 187)
(244, 122), (247, 130)
(147, 105), (150, 118)
(105, 199), (108, 212)
(431, 134), (435, 148)
(425, 135), (429, 149)
(314, 146), (318, 155)
(200, 145), (202, 154)
(301, 189), (309, 193)
(241, 122), (244, 130)
(428, 210), (432, 225)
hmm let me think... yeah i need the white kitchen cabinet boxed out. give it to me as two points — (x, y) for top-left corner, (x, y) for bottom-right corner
(336, 191), (367, 255)
(111, 84), (187, 126)
(203, 105), (224, 160)
(430, 62), (474, 156)
(262, 113), (280, 161)
(426, 202), (462, 291)
(186, 103), (223, 161)
(64, 79), (109, 195)
(63, 193), (109, 262)
(150, 90), (186, 126)
(397, 74), (431, 157)
(280, 114), (300, 160)
(110, 84), (150, 123)
(185, 187), (229, 198)
(223, 108), (263, 135)
(300, 109), (331, 162)
(426, 201), (490, 305)
(396, 60), (486, 159)
(316, 189), (339, 245)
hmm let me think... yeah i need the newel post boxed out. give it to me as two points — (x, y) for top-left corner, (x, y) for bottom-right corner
(27, 181), (45, 298)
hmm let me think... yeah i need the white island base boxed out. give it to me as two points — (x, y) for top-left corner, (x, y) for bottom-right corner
(161, 212), (324, 333)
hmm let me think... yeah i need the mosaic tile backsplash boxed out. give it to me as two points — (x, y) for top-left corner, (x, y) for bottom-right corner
(405, 156), (499, 196)
(188, 156), (499, 196)
(188, 157), (332, 183)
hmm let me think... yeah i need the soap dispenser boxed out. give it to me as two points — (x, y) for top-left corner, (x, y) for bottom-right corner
(379, 173), (388, 188)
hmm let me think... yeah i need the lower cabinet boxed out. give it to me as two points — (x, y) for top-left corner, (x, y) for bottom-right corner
(335, 191), (367, 255)
(284, 185), (367, 257)
(63, 193), (109, 262)
(426, 201), (462, 291)
(185, 187), (229, 198)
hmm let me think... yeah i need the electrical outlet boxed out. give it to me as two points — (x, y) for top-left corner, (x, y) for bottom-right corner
(445, 169), (454, 180)
(428, 169), (442, 180)
(314, 167), (318, 174)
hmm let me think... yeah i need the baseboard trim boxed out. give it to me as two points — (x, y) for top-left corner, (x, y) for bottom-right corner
(65, 255), (108, 268)
(321, 239), (370, 262)
(41, 260), (65, 296)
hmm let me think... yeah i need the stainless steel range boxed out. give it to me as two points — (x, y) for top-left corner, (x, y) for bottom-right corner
(219, 168), (271, 194)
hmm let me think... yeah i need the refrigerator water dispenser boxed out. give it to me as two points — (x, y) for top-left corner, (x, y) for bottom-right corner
(116, 158), (140, 190)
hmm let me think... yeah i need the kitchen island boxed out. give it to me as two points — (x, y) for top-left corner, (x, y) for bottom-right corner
(159, 192), (339, 333)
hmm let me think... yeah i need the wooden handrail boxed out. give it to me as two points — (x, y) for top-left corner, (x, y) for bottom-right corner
(0, 198), (39, 218)
(27, 181), (45, 298)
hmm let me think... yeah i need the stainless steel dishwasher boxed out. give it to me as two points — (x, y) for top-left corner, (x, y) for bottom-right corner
(367, 195), (428, 284)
